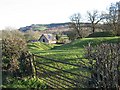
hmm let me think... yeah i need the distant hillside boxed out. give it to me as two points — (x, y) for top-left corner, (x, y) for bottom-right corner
(19, 22), (69, 32)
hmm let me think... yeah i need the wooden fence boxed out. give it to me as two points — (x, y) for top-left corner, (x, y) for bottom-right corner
(31, 54), (92, 88)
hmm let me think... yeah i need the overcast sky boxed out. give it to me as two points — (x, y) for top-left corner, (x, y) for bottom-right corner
(0, 0), (119, 29)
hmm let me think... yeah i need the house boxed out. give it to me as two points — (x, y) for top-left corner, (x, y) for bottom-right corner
(38, 34), (56, 44)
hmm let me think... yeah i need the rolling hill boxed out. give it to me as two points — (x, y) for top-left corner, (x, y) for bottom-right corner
(28, 36), (120, 59)
(19, 22), (69, 32)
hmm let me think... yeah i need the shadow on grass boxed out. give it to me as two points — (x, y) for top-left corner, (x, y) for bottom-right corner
(51, 37), (120, 50)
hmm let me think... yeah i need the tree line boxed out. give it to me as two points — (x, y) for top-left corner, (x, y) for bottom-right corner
(69, 2), (120, 40)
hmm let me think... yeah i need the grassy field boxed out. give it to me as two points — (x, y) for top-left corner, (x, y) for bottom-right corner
(28, 37), (120, 59)
(28, 36), (120, 71)
(28, 36), (120, 88)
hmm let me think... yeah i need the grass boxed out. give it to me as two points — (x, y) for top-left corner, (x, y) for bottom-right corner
(87, 31), (116, 37)
(53, 36), (120, 50)
(2, 77), (48, 89)
(28, 42), (60, 51)
(28, 36), (120, 70)
(28, 36), (120, 88)
(33, 26), (48, 31)
(28, 37), (120, 59)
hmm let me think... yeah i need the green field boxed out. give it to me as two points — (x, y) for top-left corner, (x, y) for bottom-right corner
(28, 37), (120, 59)
(28, 36), (120, 71)
(28, 36), (120, 88)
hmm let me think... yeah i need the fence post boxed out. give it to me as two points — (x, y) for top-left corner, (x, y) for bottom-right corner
(33, 55), (37, 77)
(30, 54), (36, 78)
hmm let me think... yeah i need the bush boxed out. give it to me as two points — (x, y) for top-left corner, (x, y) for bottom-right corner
(2, 30), (27, 72)
(2, 30), (33, 84)
(85, 43), (120, 88)
(87, 32), (115, 38)
(24, 30), (41, 41)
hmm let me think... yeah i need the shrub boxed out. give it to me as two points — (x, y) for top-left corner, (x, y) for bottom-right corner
(24, 30), (41, 41)
(85, 43), (120, 88)
(2, 30), (27, 72)
(2, 30), (33, 84)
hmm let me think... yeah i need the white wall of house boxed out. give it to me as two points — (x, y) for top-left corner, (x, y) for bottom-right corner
(39, 35), (49, 43)
(49, 41), (56, 44)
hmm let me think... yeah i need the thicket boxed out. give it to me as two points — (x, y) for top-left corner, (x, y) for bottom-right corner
(85, 43), (120, 88)
(24, 30), (41, 42)
(2, 30), (37, 87)
(2, 31), (30, 78)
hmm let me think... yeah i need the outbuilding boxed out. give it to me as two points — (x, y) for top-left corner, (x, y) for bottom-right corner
(38, 34), (56, 44)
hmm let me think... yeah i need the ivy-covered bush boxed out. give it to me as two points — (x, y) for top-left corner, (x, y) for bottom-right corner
(2, 30), (49, 89)
(2, 30), (33, 84)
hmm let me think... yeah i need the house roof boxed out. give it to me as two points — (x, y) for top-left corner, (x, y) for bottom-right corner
(40, 34), (56, 41)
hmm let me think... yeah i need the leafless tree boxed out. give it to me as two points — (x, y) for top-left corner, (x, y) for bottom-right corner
(104, 2), (120, 36)
(87, 10), (104, 33)
(69, 13), (82, 38)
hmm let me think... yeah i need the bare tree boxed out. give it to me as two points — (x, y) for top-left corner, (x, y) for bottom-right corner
(104, 2), (120, 35)
(69, 13), (82, 38)
(87, 10), (104, 33)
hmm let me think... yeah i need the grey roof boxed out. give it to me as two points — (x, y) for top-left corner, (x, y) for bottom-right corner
(40, 34), (56, 41)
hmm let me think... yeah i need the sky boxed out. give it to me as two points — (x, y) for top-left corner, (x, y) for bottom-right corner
(0, 0), (119, 30)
